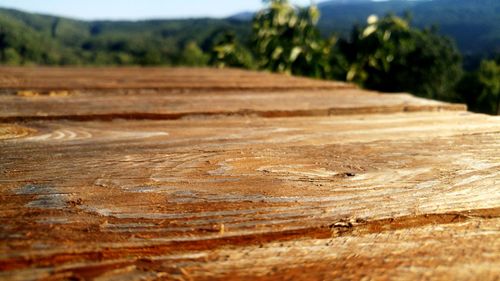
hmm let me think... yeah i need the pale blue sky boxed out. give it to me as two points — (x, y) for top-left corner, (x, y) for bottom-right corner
(0, 0), (322, 20)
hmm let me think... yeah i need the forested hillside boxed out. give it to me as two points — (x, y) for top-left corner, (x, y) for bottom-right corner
(0, 8), (250, 65)
(317, 0), (500, 68)
(1, 0), (499, 67)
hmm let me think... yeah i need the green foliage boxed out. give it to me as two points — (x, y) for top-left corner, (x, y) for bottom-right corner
(210, 32), (255, 69)
(478, 60), (500, 113)
(252, 0), (333, 78)
(316, 0), (500, 64)
(337, 14), (462, 101)
(178, 41), (209, 66)
(0, 14), (63, 65)
(0, 8), (250, 66)
(2, 48), (21, 65)
(457, 60), (500, 115)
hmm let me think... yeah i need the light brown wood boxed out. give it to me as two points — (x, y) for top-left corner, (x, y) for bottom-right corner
(0, 89), (465, 122)
(0, 66), (465, 121)
(0, 67), (352, 91)
(0, 68), (498, 280)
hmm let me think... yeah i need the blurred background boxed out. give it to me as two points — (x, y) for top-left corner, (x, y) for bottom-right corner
(0, 0), (498, 114)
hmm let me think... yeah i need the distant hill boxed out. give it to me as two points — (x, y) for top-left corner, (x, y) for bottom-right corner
(316, 0), (500, 57)
(228, 11), (254, 21)
(226, 0), (499, 62)
(0, 7), (250, 65)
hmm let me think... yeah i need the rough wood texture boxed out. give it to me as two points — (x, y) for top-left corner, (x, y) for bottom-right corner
(0, 89), (465, 122)
(0, 67), (465, 121)
(0, 67), (352, 91)
(0, 68), (499, 280)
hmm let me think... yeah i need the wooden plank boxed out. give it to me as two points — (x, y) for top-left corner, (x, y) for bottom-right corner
(0, 67), (497, 280)
(0, 67), (466, 121)
(0, 67), (353, 91)
(0, 89), (465, 121)
(1, 111), (499, 280)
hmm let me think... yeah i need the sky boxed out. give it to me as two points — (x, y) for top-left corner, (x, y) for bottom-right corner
(0, 0), (322, 21)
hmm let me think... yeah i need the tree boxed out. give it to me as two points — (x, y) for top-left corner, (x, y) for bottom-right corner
(210, 31), (255, 69)
(178, 41), (209, 66)
(456, 59), (500, 115)
(476, 60), (500, 115)
(252, 0), (333, 78)
(337, 14), (462, 101)
(3, 48), (21, 65)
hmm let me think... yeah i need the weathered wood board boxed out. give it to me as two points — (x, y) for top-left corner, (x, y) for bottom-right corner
(0, 89), (465, 121)
(0, 67), (499, 280)
(0, 67), (464, 121)
(0, 67), (352, 91)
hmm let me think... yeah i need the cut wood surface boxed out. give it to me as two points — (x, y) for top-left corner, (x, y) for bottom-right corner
(0, 68), (499, 280)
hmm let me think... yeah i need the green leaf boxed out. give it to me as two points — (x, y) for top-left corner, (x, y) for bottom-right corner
(290, 47), (302, 62)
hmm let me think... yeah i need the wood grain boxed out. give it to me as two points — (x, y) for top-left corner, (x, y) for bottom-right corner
(0, 66), (465, 121)
(0, 68), (499, 280)
(0, 67), (352, 91)
(0, 89), (465, 122)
